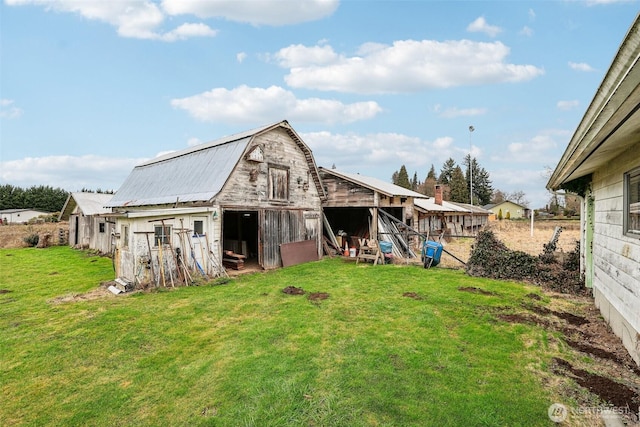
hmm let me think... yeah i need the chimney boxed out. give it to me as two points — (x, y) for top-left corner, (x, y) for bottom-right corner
(435, 185), (443, 205)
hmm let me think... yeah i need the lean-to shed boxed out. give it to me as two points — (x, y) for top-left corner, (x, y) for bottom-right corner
(547, 15), (640, 365)
(319, 168), (427, 255)
(59, 192), (115, 254)
(107, 120), (325, 286)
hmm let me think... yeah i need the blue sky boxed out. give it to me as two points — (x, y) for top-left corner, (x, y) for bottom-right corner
(1, 0), (638, 209)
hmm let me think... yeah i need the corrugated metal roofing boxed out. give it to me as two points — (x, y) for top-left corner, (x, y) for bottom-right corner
(320, 168), (427, 198)
(108, 137), (250, 207)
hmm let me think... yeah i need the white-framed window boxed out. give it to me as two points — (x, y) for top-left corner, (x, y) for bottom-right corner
(268, 165), (289, 201)
(624, 166), (640, 237)
(154, 225), (171, 246)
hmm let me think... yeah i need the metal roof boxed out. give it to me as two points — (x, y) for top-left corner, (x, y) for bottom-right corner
(548, 14), (640, 189)
(59, 192), (114, 220)
(319, 168), (427, 198)
(414, 198), (466, 213)
(107, 120), (325, 208)
(107, 137), (249, 207)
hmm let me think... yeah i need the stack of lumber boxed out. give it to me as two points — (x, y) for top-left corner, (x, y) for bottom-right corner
(223, 251), (246, 270)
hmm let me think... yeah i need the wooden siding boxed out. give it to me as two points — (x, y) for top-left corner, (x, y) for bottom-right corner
(216, 127), (322, 213)
(69, 213), (114, 254)
(590, 140), (640, 362)
(320, 174), (375, 207)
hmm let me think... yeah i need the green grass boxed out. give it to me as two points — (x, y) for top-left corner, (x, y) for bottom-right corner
(0, 247), (560, 426)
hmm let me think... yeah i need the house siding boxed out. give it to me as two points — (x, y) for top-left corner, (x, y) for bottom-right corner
(590, 140), (640, 365)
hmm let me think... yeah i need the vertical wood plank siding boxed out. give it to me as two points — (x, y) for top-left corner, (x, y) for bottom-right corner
(262, 209), (305, 269)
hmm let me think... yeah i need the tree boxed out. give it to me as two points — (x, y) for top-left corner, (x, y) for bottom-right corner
(427, 164), (438, 181)
(507, 190), (528, 207)
(394, 165), (411, 189)
(492, 189), (507, 204)
(0, 184), (68, 212)
(411, 172), (419, 191)
(449, 166), (468, 203)
(498, 208), (503, 220)
(439, 158), (456, 185)
(464, 155), (493, 206)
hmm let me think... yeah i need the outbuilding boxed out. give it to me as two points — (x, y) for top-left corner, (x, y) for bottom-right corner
(107, 120), (325, 286)
(59, 192), (115, 254)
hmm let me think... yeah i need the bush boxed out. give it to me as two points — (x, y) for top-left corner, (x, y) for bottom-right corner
(23, 233), (39, 247)
(466, 230), (585, 294)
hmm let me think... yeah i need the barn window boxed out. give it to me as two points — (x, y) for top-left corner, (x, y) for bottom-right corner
(99, 222), (105, 233)
(154, 225), (171, 246)
(268, 166), (289, 201)
(624, 167), (640, 237)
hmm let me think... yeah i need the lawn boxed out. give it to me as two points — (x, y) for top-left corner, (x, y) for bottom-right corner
(0, 246), (563, 426)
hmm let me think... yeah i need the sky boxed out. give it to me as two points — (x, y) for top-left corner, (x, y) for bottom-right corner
(1, 0), (638, 209)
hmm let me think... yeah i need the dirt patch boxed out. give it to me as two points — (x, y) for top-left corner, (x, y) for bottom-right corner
(551, 357), (639, 409)
(496, 293), (640, 419)
(458, 286), (496, 296)
(282, 286), (305, 295)
(48, 282), (115, 304)
(308, 292), (329, 301)
(526, 293), (542, 300)
(402, 292), (422, 300)
(0, 289), (12, 294)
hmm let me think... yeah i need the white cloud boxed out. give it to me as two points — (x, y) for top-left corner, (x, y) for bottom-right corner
(569, 61), (595, 72)
(528, 9), (536, 20)
(467, 16), (503, 38)
(436, 106), (488, 119)
(302, 131), (458, 173)
(0, 155), (144, 191)
(0, 99), (23, 119)
(557, 100), (580, 110)
(504, 129), (570, 163)
(187, 137), (204, 146)
(519, 26), (533, 37)
(161, 0), (339, 26)
(5, 0), (216, 41)
(170, 85), (383, 124)
(276, 40), (544, 94)
(236, 52), (247, 63)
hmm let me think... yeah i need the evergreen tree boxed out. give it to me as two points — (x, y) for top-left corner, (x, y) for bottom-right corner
(449, 166), (468, 203)
(427, 164), (438, 181)
(439, 158), (456, 185)
(411, 172), (419, 191)
(395, 165), (411, 189)
(0, 184), (68, 212)
(464, 155), (493, 205)
(391, 171), (399, 185)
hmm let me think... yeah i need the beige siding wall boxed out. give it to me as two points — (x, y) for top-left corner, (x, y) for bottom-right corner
(591, 141), (640, 365)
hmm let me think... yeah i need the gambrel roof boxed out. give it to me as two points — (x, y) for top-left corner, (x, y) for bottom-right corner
(108, 120), (324, 208)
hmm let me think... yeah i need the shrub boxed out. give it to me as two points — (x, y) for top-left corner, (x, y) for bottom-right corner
(23, 233), (39, 247)
(466, 230), (585, 294)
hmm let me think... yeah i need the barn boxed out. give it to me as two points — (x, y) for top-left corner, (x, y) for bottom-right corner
(106, 120), (325, 287)
(547, 15), (640, 365)
(59, 192), (115, 254)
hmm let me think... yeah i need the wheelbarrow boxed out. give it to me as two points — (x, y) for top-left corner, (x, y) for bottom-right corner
(421, 240), (443, 269)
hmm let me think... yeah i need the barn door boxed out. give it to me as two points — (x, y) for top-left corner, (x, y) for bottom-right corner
(261, 210), (304, 269)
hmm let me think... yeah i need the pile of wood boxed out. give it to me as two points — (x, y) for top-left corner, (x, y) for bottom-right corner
(223, 251), (245, 270)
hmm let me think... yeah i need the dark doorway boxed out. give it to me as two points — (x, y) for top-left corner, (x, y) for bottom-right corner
(222, 210), (258, 261)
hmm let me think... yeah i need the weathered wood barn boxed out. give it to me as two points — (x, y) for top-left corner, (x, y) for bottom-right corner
(59, 192), (115, 254)
(106, 120), (325, 286)
(547, 15), (640, 365)
(319, 168), (431, 256)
